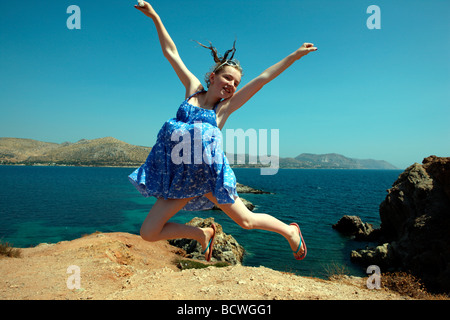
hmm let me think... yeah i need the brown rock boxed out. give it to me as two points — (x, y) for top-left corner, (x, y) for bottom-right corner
(375, 156), (450, 293)
(332, 215), (375, 240)
(169, 217), (245, 265)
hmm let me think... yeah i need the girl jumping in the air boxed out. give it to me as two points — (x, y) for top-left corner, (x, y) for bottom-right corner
(129, 1), (316, 262)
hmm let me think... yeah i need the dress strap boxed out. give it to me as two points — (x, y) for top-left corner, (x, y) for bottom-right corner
(186, 90), (220, 111)
(213, 101), (221, 112)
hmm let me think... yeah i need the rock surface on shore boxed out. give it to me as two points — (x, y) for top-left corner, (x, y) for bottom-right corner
(0, 232), (409, 300)
(168, 218), (245, 265)
(340, 156), (450, 294)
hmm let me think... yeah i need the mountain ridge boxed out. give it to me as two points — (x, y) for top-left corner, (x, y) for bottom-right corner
(292, 153), (398, 169)
(0, 137), (151, 167)
(0, 137), (398, 169)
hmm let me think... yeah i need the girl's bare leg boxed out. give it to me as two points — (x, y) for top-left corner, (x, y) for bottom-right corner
(139, 197), (215, 257)
(204, 193), (305, 258)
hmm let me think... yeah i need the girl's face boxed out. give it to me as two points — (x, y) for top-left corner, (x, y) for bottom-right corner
(210, 66), (242, 99)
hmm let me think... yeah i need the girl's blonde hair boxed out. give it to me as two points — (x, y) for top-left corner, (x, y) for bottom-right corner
(194, 40), (243, 88)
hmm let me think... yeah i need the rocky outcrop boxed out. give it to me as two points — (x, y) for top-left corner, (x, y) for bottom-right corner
(350, 243), (396, 268)
(168, 217), (245, 265)
(236, 183), (272, 194)
(348, 156), (450, 293)
(332, 215), (377, 241)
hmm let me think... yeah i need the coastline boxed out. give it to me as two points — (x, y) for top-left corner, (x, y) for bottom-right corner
(0, 136), (399, 170)
(0, 163), (402, 170)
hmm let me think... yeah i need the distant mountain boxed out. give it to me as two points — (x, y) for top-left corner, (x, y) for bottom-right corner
(290, 153), (398, 169)
(0, 137), (151, 167)
(229, 152), (398, 169)
(0, 137), (398, 169)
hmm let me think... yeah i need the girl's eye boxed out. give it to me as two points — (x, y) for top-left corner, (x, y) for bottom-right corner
(224, 74), (238, 86)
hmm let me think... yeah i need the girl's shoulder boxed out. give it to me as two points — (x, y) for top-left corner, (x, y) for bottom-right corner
(185, 85), (205, 100)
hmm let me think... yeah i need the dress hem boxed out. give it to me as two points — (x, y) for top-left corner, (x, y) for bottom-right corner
(128, 176), (237, 211)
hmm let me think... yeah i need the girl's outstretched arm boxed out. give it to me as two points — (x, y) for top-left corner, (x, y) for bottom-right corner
(224, 43), (317, 115)
(135, 2), (202, 97)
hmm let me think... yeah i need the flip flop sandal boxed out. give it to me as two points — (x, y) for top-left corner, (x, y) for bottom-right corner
(202, 223), (216, 262)
(290, 222), (307, 260)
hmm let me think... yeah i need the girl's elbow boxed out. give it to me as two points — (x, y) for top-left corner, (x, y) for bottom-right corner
(257, 73), (274, 87)
(163, 48), (177, 59)
(258, 72), (270, 83)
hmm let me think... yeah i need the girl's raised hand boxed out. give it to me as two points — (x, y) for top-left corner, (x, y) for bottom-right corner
(134, 1), (158, 19)
(295, 43), (318, 59)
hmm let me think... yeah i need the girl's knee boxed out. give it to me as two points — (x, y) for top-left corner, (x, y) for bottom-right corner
(140, 226), (159, 242)
(239, 217), (254, 230)
(231, 211), (255, 230)
(216, 198), (256, 230)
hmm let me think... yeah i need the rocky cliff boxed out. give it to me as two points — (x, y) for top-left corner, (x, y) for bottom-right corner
(348, 156), (450, 293)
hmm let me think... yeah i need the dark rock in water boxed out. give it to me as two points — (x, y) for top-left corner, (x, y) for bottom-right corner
(351, 155), (450, 293)
(332, 215), (376, 241)
(236, 183), (272, 194)
(350, 243), (396, 269)
(168, 217), (245, 265)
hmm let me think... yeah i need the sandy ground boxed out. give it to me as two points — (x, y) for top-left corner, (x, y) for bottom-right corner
(0, 232), (411, 300)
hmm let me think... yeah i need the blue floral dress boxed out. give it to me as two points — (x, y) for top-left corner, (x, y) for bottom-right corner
(128, 91), (238, 211)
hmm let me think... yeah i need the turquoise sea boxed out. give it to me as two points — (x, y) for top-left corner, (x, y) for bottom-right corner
(0, 165), (402, 278)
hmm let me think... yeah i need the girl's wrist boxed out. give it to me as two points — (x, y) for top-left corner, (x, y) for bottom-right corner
(146, 11), (159, 20)
(294, 49), (307, 60)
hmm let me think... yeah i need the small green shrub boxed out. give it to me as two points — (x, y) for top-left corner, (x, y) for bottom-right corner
(0, 241), (22, 258)
(322, 261), (350, 280)
(176, 259), (229, 270)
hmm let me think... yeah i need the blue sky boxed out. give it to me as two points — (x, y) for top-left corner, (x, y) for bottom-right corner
(1, 0), (449, 169)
